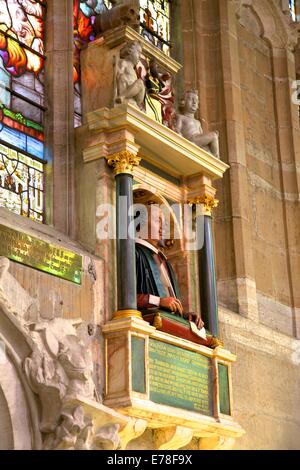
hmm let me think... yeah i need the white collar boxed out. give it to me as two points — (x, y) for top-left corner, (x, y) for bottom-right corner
(135, 239), (168, 261)
(136, 238), (159, 254)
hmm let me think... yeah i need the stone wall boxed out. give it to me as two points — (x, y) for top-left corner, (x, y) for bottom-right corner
(180, 0), (300, 449)
(219, 307), (300, 450)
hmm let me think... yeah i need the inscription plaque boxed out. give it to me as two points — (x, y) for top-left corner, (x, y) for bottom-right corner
(149, 339), (213, 416)
(0, 224), (82, 284)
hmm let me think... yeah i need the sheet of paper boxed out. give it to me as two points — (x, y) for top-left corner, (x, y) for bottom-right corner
(190, 321), (207, 340)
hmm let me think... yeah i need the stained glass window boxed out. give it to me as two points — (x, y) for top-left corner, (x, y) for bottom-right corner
(289, 0), (298, 21)
(140, 0), (171, 55)
(0, 0), (46, 222)
(73, 0), (112, 127)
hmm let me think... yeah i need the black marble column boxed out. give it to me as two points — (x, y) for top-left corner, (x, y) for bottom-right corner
(198, 215), (219, 337)
(116, 173), (137, 312)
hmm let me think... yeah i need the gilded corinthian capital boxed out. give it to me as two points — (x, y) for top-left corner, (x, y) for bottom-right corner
(106, 151), (141, 175)
(189, 195), (219, 217)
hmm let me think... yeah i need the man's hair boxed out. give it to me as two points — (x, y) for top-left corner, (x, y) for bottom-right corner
(184, 90), (199, 99)
(119, 40), (142, 60)
(179, 89), (199, 112)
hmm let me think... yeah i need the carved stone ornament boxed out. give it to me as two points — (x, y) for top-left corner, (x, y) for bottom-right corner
(176, 90), (220, 159)
(24, 318), (96, 443)
(94, 1), (140, 36)
(22, 316), (147, 450)
(23, 318), (122, 450)
(114, 40), (146, 108)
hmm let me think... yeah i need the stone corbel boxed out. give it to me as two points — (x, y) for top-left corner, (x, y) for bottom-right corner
(153, 426), (194, 450)
(187, 175), (219, 217)
(198, 435), (236, 450)
(119, 418), (148, 450)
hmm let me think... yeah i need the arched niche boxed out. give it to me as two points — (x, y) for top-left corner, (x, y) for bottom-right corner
(133, 186), (200, 314)
(0, 348), (33, 450)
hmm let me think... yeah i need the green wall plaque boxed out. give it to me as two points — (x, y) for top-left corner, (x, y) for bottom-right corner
(0, 224), (82, 284)
(218, 363), (231, 415)
(149, 338), (213, 416)
(131, 336), (146, 394)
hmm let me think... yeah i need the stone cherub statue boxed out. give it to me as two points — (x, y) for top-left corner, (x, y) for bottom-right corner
(176, 90), (220, 159)
(114, 40), (145, 108)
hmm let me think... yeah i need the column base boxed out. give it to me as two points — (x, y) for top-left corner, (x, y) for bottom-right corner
(112, 309), (143, 320)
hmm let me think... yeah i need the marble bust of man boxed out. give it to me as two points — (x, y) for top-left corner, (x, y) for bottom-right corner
(114, 40), (145, 108)
(176, 90), (220, 159)
(135, 205), (204, 331)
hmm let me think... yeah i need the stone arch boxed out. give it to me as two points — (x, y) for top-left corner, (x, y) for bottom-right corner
(0, 385), (13, 450)
(0, 347), (33, 450)
(235, 0), (296, 50)
(0, 259), (42, 449)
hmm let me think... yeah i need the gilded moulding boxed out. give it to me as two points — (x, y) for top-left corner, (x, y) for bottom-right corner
(107, 151), (141, 176)
(113, 309), (143, 320)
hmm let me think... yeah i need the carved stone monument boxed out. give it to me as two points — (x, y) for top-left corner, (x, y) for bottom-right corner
(176, 90), (220, 159)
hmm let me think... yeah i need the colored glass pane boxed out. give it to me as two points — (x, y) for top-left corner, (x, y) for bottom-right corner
(73, 0), (112, 127)
(0, 0), (46, 222)
(0, 142), (44, 222)
(140, 0), (171, 55)
(289, 0), (298, 21)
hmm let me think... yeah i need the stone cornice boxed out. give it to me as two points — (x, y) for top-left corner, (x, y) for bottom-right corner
(86, 105), (229, 180)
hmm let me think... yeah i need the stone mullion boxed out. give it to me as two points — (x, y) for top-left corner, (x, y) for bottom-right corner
(45, 0), (75, 235)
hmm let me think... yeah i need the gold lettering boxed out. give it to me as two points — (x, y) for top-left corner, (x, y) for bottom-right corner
(150, 340), (213, 414)
(0, 224), (82, 284)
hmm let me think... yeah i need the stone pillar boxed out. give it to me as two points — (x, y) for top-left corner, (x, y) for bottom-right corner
(218, 0), (259, 320)
(107, 150), (142, 319)
(271, 46), (300, 338)
(190, 193), (219, 337)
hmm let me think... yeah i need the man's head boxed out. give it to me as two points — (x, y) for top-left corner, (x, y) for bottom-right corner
(182, 90), (199, 114)
(135, 204), (165, 246)
(120, 40), (142, 66)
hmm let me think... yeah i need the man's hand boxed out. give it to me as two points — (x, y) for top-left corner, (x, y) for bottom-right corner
(160, 297), (184, 315)
(184, 312), (204, 330)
